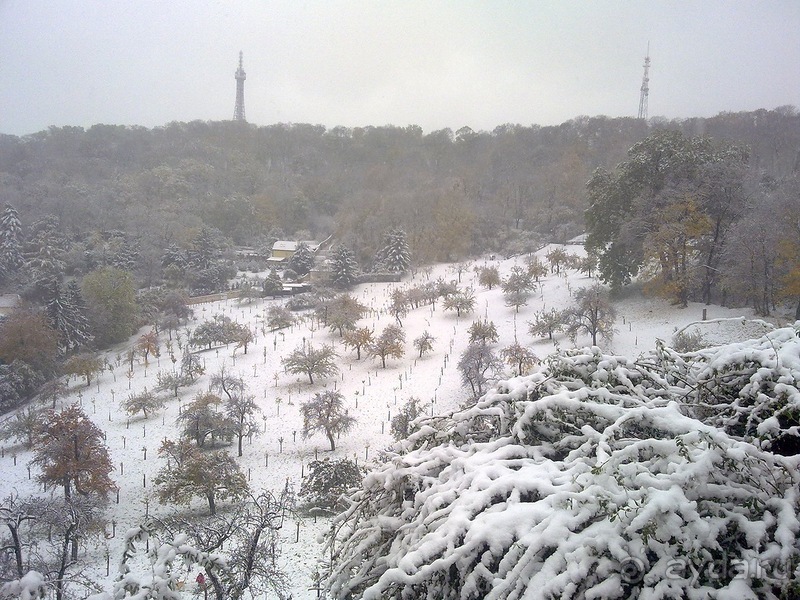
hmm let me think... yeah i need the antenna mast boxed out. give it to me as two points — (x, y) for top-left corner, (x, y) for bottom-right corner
(233, 51), (247, 122)
(637, 44), (650, 120)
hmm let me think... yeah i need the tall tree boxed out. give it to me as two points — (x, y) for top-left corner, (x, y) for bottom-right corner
(81, 266), (139, 347)
(288, 242), (315, 277)
(329, 244), (360, 289)
(0, 203), (23, 281)
(585, 130), (747, 291)
(374, 229), (411, 273)
(45, 280), (93, 353)
(0, 306), (59, 377)
(30, 405), (115, 500)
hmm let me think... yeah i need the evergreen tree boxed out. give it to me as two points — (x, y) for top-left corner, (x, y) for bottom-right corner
(0, 203), (23, 280)
(330, 244), (360, 288)
(262, 268), (283, 297)
(288, 242), (315, 277)
(45, 280), (93, 353)
(374, 229), (411, 273)
(24, 216), (65, 289)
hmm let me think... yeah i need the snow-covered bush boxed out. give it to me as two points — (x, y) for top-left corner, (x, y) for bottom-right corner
(324, 325), (800, 599)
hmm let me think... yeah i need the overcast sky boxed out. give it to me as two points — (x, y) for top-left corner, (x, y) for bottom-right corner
(1, 0), (798, 137)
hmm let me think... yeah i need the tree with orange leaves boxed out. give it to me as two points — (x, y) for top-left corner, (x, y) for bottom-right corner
(31, 404), (115, 501)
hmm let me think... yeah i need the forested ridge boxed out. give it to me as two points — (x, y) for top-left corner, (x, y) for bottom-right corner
(0, 108), (798, 414)
(1, 108), (797, 270)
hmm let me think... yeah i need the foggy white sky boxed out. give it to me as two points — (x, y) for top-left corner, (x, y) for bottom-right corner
(1, 0), (798, 136)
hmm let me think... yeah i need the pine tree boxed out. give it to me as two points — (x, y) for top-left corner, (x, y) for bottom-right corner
(45, 280), (93, 353)
(0, 203), (23, 280)
(262, 268), (284, 297)
(374, 229), (411, 273)
(289, 242), (315, 277)
(330, 244), (359, 288)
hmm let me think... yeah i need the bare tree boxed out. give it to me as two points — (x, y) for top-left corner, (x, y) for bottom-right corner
(156, 487), (294, 600)
(300, 390), (357, 451)
(121, 389), (165, 419)
(211, 367), (261, 457)
(527, 308), (565, 341)
(282, 343), (339, 385)
(564, 284), (616, 346)
(367, 324), (406, 368)
(458, 341), (503, 400)
(442, 288), (476, 318)
(413, 331), (436, 358)
(501, 343), (540, 376)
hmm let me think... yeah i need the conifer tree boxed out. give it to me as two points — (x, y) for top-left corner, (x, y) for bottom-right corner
(330, 244), (359, 288)
(0, 203), (23, 280)
(374, 229), (411, 273)
(45, 280), (93, 353)
(288, 242), (315, 277)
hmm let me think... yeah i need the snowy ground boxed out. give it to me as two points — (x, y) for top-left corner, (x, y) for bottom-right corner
(1, 244), (786, 599)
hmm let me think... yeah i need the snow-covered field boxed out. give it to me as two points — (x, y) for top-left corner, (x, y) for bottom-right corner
(1, 244), (783, 599)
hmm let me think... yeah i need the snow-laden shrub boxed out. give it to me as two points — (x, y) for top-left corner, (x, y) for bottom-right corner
(324, 325), (800, 599)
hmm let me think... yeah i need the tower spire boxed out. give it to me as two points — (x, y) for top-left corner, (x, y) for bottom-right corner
(637, 43), (650, 120)
(233, 51), (246, 122)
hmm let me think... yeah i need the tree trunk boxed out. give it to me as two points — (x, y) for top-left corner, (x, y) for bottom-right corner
(237, 433), (243, 457)
(7, 524), (23, 577)
(207, 493), (216, 515)
(327, 431), (336, 451)
(795, 298), (800, 321)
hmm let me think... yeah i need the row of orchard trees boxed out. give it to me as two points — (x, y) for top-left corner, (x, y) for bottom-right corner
(0, 357), (306, 598)
(585, 129), (800, 317)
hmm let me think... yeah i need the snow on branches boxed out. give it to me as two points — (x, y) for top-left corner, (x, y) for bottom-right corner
(324, 324), (800, 599)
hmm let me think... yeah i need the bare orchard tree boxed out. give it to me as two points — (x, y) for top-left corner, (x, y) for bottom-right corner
(564, 283), (617, 346)
(156, 486), (295, 600)
(367, 324), (406, 369)
(500, 343), (540, 376)
(413, 331), (436, 358)
(342, 327), (374, 360)
(211, 366), (261, 457)
(282, 343), (339, 385)
(300, 390), (357, 451)
(442, 288), (476, 318)
(0, 493), (103, 600)
(527, 308), (565, 342)
(458, 341), (503, 400)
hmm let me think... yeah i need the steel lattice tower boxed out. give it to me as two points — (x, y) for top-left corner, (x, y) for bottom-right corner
(233, 51), (246, 122)
(637, 44), (650, 120)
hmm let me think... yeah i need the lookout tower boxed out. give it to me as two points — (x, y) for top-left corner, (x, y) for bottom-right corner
(637, 44), (650, 120)
(233, 51), (246, 122)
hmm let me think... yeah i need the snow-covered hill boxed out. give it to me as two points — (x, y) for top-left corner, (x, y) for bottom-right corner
(1, 244), (787, 599)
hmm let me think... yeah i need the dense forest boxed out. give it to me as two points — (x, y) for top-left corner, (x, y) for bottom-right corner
(1, 107), (797, 271)
(0, 107), (798, 411)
